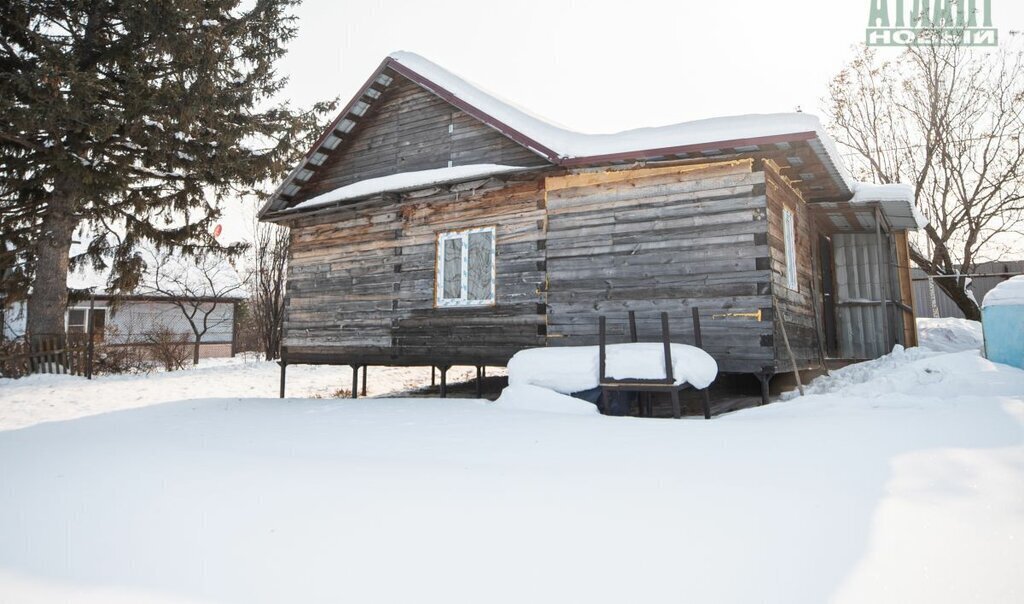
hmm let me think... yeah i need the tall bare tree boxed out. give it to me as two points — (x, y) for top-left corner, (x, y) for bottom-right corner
(824, 36), (1024, 320)
(248, 220), (289, 360)
(141, 251), (244, 365)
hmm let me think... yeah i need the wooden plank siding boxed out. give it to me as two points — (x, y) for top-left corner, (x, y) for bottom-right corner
(268, 60), (925, 382)
(764, 159), (821, 371)
(284, 178), (549, 366)
(292, 75), (549, 205)
(893, 230), (919, 347)
(543, 160), (777, 374)
(281, 156), (827, 375)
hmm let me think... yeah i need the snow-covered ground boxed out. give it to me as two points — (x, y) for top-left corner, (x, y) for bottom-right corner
(1, 347), (1022, 603)
(0, 356), (494, 431)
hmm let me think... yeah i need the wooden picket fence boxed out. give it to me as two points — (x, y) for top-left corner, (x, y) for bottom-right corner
(0, 334), (93, 379)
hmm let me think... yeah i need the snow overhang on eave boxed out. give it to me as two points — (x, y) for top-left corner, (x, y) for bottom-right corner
(262, 165), (545, 221)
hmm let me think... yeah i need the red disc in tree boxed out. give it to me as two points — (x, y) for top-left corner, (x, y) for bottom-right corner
(213, 224), (223, 238)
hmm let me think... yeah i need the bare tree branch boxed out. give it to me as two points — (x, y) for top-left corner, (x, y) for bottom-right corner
(138, 250), (244, 364)
(824, 36), (1024, 320)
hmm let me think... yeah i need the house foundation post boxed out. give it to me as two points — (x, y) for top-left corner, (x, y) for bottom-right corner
(350, 365), (360, 399)
(757, 371), (773, 405)
(279, 361), (287, 399)
(439, 365), (449, 398)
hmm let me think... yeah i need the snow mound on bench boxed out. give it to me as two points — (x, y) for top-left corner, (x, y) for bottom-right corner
(494, 384), (599, 415)
(507, 343), (718, 394)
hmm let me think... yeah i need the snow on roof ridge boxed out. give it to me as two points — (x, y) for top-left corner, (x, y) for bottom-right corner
(291, 164), (532, 211)
(386, 51), (853, 179)
(388, 51), (576, 133)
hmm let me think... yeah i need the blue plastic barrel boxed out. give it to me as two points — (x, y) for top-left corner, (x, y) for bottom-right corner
(981, 276), (1024, 370)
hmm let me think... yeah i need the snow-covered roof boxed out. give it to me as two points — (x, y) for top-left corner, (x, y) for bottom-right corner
(291, 164), (531, 211)
(260, 52), (925, 232)
(849, 182), (928, 229)
(389, 52), (853, 171)
(261, 51), (864, 217)
(982, 275), (1024, 309)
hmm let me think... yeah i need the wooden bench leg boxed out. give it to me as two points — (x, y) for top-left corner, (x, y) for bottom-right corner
(670, 390), (681, 419)
(701, 389), (711, 420)
(600, 388), (609, 415)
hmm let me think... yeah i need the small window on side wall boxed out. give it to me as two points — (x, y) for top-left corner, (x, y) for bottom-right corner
(67, 309), (87, 333)
(435, 226), (496, 307)
(782, 208), (799, 291)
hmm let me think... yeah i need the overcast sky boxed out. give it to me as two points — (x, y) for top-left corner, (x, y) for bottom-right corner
(276, 0), (1023, 132)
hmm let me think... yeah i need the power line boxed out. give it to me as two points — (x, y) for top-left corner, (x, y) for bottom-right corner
(836, 132), (1023, 158)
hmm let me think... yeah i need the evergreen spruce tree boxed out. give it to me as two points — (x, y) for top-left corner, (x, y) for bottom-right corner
(0, 0), (332, 337)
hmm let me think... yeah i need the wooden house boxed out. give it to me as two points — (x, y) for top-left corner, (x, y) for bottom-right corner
(260, 52), (924, 398)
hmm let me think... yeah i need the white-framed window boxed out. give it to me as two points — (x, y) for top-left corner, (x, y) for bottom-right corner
(67, 307), (107, 340)
(782, 207), (799, 291)
(435, 226), (496, 307)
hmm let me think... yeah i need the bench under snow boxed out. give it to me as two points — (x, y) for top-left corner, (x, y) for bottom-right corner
(507, 343), (718, 395)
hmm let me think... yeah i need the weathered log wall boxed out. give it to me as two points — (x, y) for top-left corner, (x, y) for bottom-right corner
(284, 177), (548, 366)
(282, 158), (826, 376)
(764, 160), (820, 370)
(543, 160), (777, 374)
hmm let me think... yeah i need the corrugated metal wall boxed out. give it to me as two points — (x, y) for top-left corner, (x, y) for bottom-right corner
(834, 233), (887, 359)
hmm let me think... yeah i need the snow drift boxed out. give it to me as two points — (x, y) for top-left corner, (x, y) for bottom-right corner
(1, 348), (1022, 603)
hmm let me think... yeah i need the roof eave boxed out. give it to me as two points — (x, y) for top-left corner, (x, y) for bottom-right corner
(559, 131), (819, 166)
(258, 58), (396, 219)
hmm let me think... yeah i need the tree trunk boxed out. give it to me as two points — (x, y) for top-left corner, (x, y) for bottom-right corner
(26, 208), (78, 339)
(934, 277), (982, 321)
(264, 320), (280, 361)
(909, 240), (982, 321)
(192, 336), (201, 365)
